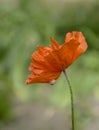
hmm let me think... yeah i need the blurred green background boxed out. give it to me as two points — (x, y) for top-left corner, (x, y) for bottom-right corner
(0, 0), (99, 130)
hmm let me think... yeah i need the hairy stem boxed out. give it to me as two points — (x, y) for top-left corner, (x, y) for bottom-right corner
(63, 70), (75, 130)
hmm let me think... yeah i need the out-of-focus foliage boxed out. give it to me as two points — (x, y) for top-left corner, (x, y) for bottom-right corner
(0, 0), (99, 128)
(0, 0), (57, 122)
(56, 1), (99, 50)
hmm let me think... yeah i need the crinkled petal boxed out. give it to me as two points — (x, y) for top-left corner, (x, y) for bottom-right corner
(26, 31), (88, 84)
(26, 71), (61, 84)
(45, 50), (63, 71)
(70, 32), (88, 61)
(50, 37), (60, 50)
(59, 38), (80, 69)
(65, 32), (88, 56)
(37, 46), (52, 57)
(31, 51), (56, 72)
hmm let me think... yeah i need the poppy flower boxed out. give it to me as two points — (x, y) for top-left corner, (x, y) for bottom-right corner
(26, 31), (88, 84)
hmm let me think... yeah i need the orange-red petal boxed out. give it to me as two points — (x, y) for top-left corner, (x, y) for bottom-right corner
(50, 37), (60, 50)
(69, 32), (88, 61)
(26, 31), (88, 84)
(58, 31), (88, 69)
(31, 50), (56, 72)
(26, 71), (61, 84)
(58, 37), (80, 69)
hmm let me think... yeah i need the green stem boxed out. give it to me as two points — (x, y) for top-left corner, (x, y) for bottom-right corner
(63, 70), (75, 130)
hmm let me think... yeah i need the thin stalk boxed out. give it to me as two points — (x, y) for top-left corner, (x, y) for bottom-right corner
(63, 70), (75, 130)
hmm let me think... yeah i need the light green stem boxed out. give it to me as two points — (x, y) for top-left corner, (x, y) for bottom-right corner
(63, 70), (75, 130)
